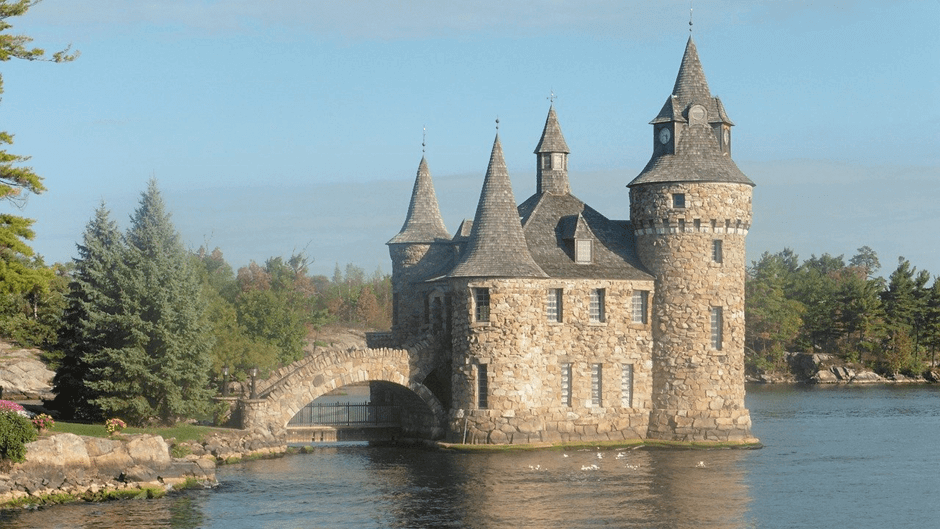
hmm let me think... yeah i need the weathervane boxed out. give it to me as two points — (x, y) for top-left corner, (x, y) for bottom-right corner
(495, 116), (499, 132)
(422, 125), (426, 154)
(689, 0), (694, 33)
(548, 89), (556, 105)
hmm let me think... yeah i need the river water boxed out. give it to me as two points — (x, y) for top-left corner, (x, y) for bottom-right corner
(3, 384), (938, 528)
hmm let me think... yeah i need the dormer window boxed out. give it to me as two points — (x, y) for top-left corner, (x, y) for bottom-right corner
(575, 239), (592, 264)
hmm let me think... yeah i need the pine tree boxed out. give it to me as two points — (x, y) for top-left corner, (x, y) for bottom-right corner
(51, 204), (123, 421)
(88, 180), (214, 425)
(0, 1), (77, 296)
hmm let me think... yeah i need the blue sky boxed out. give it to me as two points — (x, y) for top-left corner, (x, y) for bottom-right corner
(3, 0), (939, 278)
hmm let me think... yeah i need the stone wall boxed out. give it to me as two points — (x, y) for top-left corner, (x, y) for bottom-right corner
(631, 182), (754, 441)
(447, 277), (655, 444)
(389, 242), (455, 342)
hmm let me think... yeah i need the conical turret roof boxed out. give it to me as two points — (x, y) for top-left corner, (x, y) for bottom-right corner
(672, 36), (712, 106)
(631, 37), (753, 188)
(449, 134), (547, 278)
(534, 105), (570, 154)
(388, 156), (452, 244)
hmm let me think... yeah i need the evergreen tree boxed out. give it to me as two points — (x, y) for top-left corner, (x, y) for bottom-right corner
(0, 1), (77, 297)
(51, 204), (123, 421)
(87, 180), (214, 425)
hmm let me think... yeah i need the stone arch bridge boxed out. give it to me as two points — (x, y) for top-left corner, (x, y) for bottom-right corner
(238, 336), (448, 440)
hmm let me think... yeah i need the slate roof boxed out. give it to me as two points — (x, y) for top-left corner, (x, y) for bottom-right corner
(388, 156), (452, 244)
(629, 125), (754, 186)
(448, 135), (547, 278)
(631, 36), (754, 188)
(534, 105), (570, 154)
(517, 191), (652, 280)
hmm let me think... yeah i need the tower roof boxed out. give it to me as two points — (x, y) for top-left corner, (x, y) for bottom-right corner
(672, 36), (712, 106)
(388, 156), (452, 244)
(534, 105), (570, 154)
(651, 36), (733, 126)
(631, 37), (753, 188)
(449, 134), (547, 278)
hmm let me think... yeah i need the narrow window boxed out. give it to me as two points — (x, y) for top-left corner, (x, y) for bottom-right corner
(712, 239), (723, 263)
(477, 364), (488, 409)
(546, 288), (563, 323)
(474, 288), (490, 322)
(621, 364), (634, 408)
(392, 292), (399, 326)
(678, 218), (685, 231)
(542, 153), (552, 169)
(694, 218), (701, 231)
(561, 362), (572, 407)
(590, 288), (606, 323)
(710, 307), (723, 350)
(591, 364), (603, 407)
(673, 193), (685, 208)
(632, 290), (648, 324)
(575, 239), (592, 264)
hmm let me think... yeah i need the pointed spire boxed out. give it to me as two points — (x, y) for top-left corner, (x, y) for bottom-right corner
(450, 134), (546, 278)
(534, 105), (570, 154)
(388, 156), (451, 245)
(672, 36), (712, 107)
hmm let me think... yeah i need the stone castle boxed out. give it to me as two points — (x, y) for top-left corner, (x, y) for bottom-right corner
(380, 37), (756, 444)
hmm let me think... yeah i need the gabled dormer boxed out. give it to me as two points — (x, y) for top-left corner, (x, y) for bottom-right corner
(559, 213), (595, 264)
(534, 105), (571, 195)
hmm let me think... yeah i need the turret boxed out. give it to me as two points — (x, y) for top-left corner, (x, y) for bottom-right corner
(388, 156), (452, 339)
(534, 104), (571, 195)
(629, 37), (755, 442)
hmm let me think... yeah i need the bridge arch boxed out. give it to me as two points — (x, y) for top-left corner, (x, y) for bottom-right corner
(241, 346), (447, 439)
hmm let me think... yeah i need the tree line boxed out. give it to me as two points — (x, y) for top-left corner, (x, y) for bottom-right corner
(0, 180), (391, 425)
(746, 246), (940, 376)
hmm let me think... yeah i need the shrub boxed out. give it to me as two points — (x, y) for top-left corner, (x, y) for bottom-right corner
(32, 413), (54, 431)
(105, 417), (127, 435)
(0, 411), (38, 462)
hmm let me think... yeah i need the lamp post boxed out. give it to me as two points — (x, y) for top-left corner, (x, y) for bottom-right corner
(221, 365), (229, 397)
(249, 366), (259, 399)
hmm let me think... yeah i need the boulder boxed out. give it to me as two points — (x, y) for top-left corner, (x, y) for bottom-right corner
(0, 344), (55, 400)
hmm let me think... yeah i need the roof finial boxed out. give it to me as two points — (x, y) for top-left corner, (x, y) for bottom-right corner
(689, 0), (693, 33)
(495, 116), (499, 132)
(548, 89), (556, 105)
(422, 125), (426, 154)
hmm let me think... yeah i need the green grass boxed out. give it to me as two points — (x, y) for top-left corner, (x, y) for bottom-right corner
(50, 421), (227, 443)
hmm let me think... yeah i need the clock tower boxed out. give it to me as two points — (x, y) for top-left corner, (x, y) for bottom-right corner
(629, 36), (756, 442)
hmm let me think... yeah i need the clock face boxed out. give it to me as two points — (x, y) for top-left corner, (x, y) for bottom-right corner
(658, 127), (671, 145)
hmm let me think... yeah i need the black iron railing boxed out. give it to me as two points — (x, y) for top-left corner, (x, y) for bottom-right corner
(287, 402), (401, 427)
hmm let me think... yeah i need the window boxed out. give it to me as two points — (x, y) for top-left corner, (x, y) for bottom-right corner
(710, 307), (723, 350)
(474, 288), (490, 322)
(392, 292), (399, 326)
(542, 153), (552, 169)
(713, 239), (723, 263)
(590, 288), (605, 323)
(546, 288), (563, 323)
(575, 239), (592, 264)
(673, 193), (685, 208)
(591, 364), (603, 407)
(632, 290), (648, 324)
(561, 363), (572, 407)
(553, 153), (564, 169)
(621, 364), (634, 408)
(477, 364), (488, 409)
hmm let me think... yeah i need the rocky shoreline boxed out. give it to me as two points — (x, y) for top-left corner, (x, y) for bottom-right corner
(0, 429), (288, 509)
(748, 352), (940, 385)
